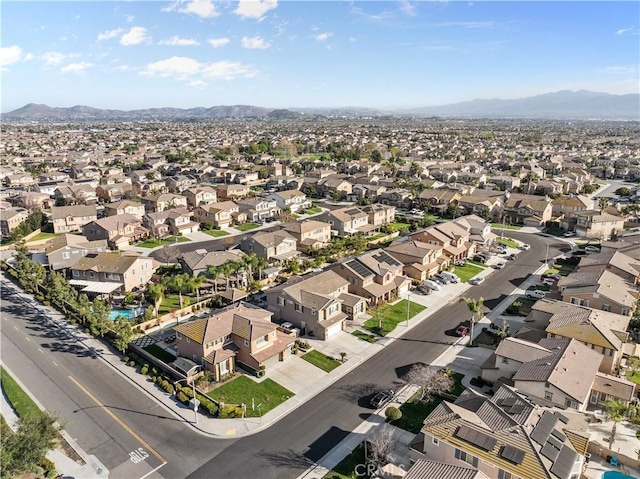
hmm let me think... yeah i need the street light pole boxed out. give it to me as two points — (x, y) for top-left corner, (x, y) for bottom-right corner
(405, 291), (411, 327)
(192, 378), (198, 425)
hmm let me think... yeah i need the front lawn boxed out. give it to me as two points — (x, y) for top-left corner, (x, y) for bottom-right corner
(306, 206), (322, 214)
(352, 330), (378, 343)
(504, 296), (537, 316)
(27, 232), (60, 242)
(454, 263), (484, 283)
(393, 372), (464, 433)
(324, 444), (365, 479)
(496, 237), (519, 249)
(203, 229), (229, 237)
(1, 366), (41, 418)
(466, 260), (488, 269)
(491, 223), (522, 230)
(207, 376), (293, 417)
(236, 223), (260, 232)
(388, 222), (411, 231)
(137, 236), (191, 248)
(302, 350), (342, 372)
(364, 300), (426, 336)
(158, 294), (183, 314)
(144, 343), (177, 363)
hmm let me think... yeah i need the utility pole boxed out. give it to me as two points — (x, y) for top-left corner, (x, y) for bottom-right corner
(405, 292), (411, 327)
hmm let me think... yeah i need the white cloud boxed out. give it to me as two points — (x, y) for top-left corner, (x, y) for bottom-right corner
(616, 26), (634, 35)
(241, 36), (270, 49)
(189, 79), (207, 88)
(42, 51), (66, 67)
(159, 36), (200, 46)
(120, 26), (150, 46)
(113, 64), (132, 71)
(141, 56), (257, 83)
(60, 62), (93, 73)
(314, 32), (332, 42)
(399, 1), (417, 16)
(97, 28), (123, 41)
(234, 0), (278, 20)
(208, 37), (230, 48)
(438, 21), (495, 29)
(0, 45), (23, 69)
(162, 0), (219, 18)
(125, 14), (135, 23)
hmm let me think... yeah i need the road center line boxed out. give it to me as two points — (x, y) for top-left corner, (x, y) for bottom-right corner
(68, 375), (165, 463)
(52, 361), (59, 367)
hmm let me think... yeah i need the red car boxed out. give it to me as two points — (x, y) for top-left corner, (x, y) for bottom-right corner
(456, 326), (469, 337)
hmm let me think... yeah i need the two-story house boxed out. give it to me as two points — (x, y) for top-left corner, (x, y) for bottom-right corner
(557, 269), (637, 316)
(193, 201), (244, 228)
(386, 240), (447, 281)
(561, 210), (625, 240)
(103, 200), (146, 220)
(70, 252), (156, 293)
(179, 249), (246, 278)
(266, 270), (367, 339)
(141, 193), (188, 213)
(53, 184), (98, 206)
(452, 215), (498, 246)
(362, 204), (396, 227)
(173, 302), (296, 381)
(280, 220), (331, 253)
(183, 186), (218, 208)
(319, 206), (375, 237)
(95, 183), (133, 203)
(235, 197), (281, 222)
(82, 213), (149, 249)
(502, 194), (553, 227)
(418, 189), (462, 213)
(34, 234), (107, 271)
(578, 249), (640, 284)
(551, 195), (594, 219)
(50, 205), (98, 234)
(330, 249), (411, 305)
(411, 222), (476, 263)
(216, 184), (251, 200)
(240, 231), (298, 262)
(143, 207), (199, 238)
(266, 189), (311, 214)
(0, 207), (29, 238)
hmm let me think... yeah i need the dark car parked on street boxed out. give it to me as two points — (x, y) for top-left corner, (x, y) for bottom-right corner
(370, 389), (395, 408)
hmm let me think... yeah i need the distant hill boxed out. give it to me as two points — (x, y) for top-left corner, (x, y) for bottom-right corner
(4, 91), (639, 121)
(402, 90), (640, 120)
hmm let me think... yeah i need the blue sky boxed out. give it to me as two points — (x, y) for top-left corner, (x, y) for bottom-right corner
(1, 1), (638, 112)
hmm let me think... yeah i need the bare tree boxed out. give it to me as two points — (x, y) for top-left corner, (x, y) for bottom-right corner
(366, 424), (395, 470)
(403, 364), (454, 402)
(156, 244), (180, 265)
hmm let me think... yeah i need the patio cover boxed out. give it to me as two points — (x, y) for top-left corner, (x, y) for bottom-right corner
(69, 279), (122, 294)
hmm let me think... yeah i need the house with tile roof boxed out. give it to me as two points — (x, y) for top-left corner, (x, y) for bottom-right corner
(183, 185), (218, 208)
(33, 234), (107, 271)
(140, 193), (188, 213)
(577, 249), (640, 284)
(193, 201), (245, 228)
(330, 249), (411, 305)
(173, 302), (295, 380)
(235, 197), (281, 222)
(318, 206), (377, 237)
(403, 459), (490, 479)
(561, 210), (625, 240)
(69, 252), (156, 293)
(557, 269), (638, 316)
(385, 239), (447, 282)
(103, 200), (146, 220)
(266, 270), (367, 339)
(178, 249), (245, 278)
(267, 189), (311, 213)
(410, 222), (477, 263)
(522, 298), (631, 375)
(410, 384), (590, 479)
(82, 213), (149, 249)
(280, 220), (331, 253)
(502, 194), (553, 226)
(51, 205), (97, 234)
(240, 230), (298, 262)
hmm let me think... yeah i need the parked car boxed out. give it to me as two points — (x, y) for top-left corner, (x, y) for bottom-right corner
(439, 271), (460, 283)
(505, 254), (516, 261)
(584, 245), (600, 253)
(433, 273), (452, 284)
(493, 262), (506, 270)
(456, 325), (469, 337)
(370, 389), (395, 408)
(527, 290), (546, 299)
(541, 278), (555, 286)
(416, 284), (431, 295)
(454, 260), (466, 267)
(563, 231), (576, 237)
(545, 273), (562, 281)
(424, 279), (443, 291)
(472, 254), (487, 264)
(280, 322), (300, 337)
(519, 243), (531, 250)
(469, 276), (485, 285)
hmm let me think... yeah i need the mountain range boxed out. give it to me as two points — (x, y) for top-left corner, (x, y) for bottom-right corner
(3, 90), (638, 121)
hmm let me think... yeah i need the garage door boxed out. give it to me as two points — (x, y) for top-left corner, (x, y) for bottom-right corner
(325, 322), (343, 339)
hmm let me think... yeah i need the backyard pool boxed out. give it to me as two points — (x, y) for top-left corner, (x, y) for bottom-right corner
(109, 308), (144, 321)
(603, 471), (634, 479)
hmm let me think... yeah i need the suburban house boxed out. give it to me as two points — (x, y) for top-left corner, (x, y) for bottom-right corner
(502, 194), (553, 226)
(317, 175), (353, 198)
(69, 252), (157, 293)
(0, 207), (30, 238)
(51, 205), (98, 234)
(452, 215), (498, 246)
(410, 222), (476, 263)
(193, 201), (244, 229)
(240, 230), (298, 262)
(319, 206), (377, 237)
(216, 184), (251, 200)
(82, 214), (149, 249)
(280, 220), (331, 253)
(386, 239), (447, 281)
(560, 210), (625, 240)
(330, 249), (411, 304)
(267, 189), (311, 213)
(266, 270), (367, 339)
(411, 384), (590, 479)
(235, 197), (281, 222)
(95, 183), (133, 203)
(523, 298), (631, 375)
(458, 196), (502, 219)
(551, 195), (593, 219)
(418, 189), (461, 213)
(378, 188), (413, 208)
(183, 186), (218, 208)
(103, 200), (146, 220)
(53, 184), (97, 205)
(557, 269), (637, 316)
(141, 193), (188, 213)
(178, 249), (246, 278)
(143, 207), (199, 237)
(361, 204), (396, 227)
(173, 302), (296, 381)
(31, 234), (107, 271)
(577, 249), (640, 284)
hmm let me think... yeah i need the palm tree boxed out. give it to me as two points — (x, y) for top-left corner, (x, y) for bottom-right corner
(459, 296), (484, 346)
(524, 171), (540, 195)
(598, 196), (609, 213)
(206, 265), (221, 294)
(255, 256), (269, 281)
(604, 398), (629, 449)
(163, 273), (190, 309)
(146, 283), (165, 317)
(189, 275), (206, 303)
(242, 252), (259, 282)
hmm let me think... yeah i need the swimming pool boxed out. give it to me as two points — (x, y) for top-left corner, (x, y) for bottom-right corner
(602, 471), (634, 479)
(109, 308), (144, 321)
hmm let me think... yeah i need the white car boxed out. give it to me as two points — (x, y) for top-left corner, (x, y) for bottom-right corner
(493, 262), (506, 270)
(541, 278), (555, 286)
(584, 246), (600, 253)
(527, 290), (546, 299)
(469, 276), (485, 285)
(280, 322), (300, 337)
(519, 244), (531, 250)
(423, 279), (442, 291)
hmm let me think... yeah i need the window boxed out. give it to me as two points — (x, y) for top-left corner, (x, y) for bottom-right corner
(570, 297), (588, 306)
(72, 270), (79, 277)
(244, 339), (249, 347)
(62, 252), (70, 260)
(498, 470), (515, 479)
(622, 308), (629, 316)
(565, 398), (578, 409)
(186, 337), (190, 343)
(277, 297), (285, 306)
(454, 449), (478, 467)
(219, 359), (229, 374)
(432, 437), (439, 446)
(294, 303), (302, 313)
(311, 308), (316, 315)
(257, 335), (268, 345)
(602, 304), (611, 312)
(501, 357), (509, 364)
(192, 354), (198, 362)
(545, 391), (553, 400)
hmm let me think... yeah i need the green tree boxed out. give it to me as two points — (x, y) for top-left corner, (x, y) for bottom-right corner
(385, 406), (402, 422)
(459, 296), (484, 346)
(523, 171), (540, 195)
(284, 259), (301, 275)
(188, 275), (206, 303)
(242, 252), (259, 281)
(206, 265), (221, 294)
(163, 273), (190, 309)
(146, 283), (166, 317)
(598, 196), (609, 213)
(616, 187), (632, 197)
(604, 398), (629, 449)
(112, 317), (135, 353)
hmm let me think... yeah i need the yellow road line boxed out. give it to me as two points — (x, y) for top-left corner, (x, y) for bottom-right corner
(68, 376), (165, 462)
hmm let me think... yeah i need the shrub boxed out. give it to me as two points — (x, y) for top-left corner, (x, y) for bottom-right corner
(129, 361), (136, 367)
(219, 405), (244, 418)
(385, 406), (402, 422)
(163, 383), (174, 394)
(176, 391), (188, 404)
(140, 365), (149, 375)
(40, 457), (56, 473)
